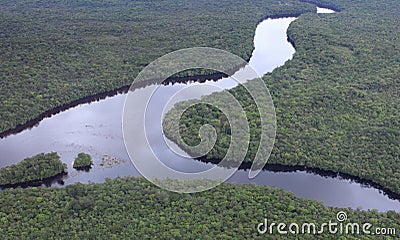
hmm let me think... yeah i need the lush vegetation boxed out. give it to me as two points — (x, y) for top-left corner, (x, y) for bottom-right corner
(0, 177), (397, 239)
(1, 0), (399, 238)
(0, 0), (315, 134)
(164, 0), (400, 195)
(73, 153), (93, 169)
(0, 152), (66, 186)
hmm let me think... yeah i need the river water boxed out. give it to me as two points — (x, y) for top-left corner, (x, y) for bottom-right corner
(0, 7), (399, 212)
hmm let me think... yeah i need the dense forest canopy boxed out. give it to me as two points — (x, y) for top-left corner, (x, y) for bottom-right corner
(0, 0), (315, 134)
(164, 0), (400, 194)
(0, 0), (399, 238)
(0, 177), (398, 239)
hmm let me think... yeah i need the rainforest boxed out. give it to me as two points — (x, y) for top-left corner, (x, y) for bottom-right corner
(0, 0), (399, 239)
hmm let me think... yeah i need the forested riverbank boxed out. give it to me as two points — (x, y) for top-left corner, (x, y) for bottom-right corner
(164, 0), (400, 195)
(0, 0), (315, 135)
(0, 177), (398, 239)
(0, 0), (399, 238)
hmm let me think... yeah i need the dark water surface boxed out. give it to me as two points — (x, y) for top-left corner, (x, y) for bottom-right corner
(0, 7), (399, 211)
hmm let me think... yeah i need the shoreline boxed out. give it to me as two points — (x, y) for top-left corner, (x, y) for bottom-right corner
(0, 71), (233, 139)
(0, 171), (67, 190)
(3, 5), (393, 206)
(0, 9), (314, 139)
(194, 156), (400, 202)
(299, 0), (342, 13)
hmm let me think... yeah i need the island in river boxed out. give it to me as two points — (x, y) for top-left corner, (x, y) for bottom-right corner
(0, 152), (67, 188)
(0, 0), (399, 239)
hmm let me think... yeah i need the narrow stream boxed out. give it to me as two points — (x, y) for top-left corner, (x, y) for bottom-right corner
(0, 7), (399, 212)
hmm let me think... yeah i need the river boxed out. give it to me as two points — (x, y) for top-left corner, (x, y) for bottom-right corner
(0, 7), (399, 212)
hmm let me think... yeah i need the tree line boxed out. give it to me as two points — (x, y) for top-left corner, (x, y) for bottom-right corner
(0, 0), (315, 134)
(164, 0), (400, 195)
(0, 176), (398, 239)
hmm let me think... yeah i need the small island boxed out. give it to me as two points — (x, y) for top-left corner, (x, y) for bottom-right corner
(73, 153), (93, 171)
(0, 152), (67, 187)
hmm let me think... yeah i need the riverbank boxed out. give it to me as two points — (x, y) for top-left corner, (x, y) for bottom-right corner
(0, 6), (314, 140)
(1, 0), (399, 211)
(0, 71), (233, 139)
(195, 156), (400, 202)
(163, 0), (400, 198)
(0, 0), (315, 135)
(0, 176), (398, 238)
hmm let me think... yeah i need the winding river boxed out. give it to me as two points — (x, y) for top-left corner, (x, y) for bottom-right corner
(0, 7), (399, 212)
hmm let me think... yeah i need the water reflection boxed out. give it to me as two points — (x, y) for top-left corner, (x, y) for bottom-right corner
(0, 9), (399, 211)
